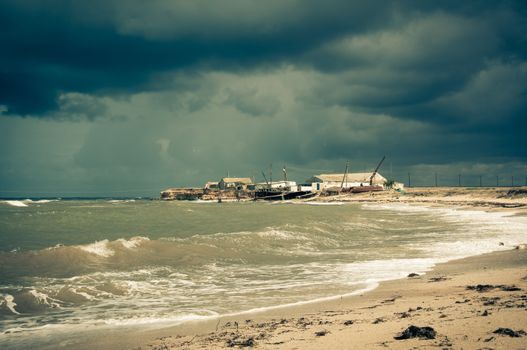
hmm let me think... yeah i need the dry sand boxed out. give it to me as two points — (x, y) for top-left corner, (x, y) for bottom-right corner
(312, 186), (527, 210)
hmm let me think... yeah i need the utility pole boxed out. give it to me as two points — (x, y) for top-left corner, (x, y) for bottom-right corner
(408, 173), (411, 188)
(458, 174), (461, 187)
(496, 175), (499, 187)
(479, 175), (482, 187)
(512, 176), (514, 187)
(435, 172), (438, 187)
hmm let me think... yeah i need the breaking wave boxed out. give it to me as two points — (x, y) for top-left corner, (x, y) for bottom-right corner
(2, 200), (28, 207)
(1, 199), (59, 207)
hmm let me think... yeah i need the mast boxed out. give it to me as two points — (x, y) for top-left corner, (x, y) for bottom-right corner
(269, 163), (272, 189)
(261, 171), (270, 188)
(340, 160), (349, 192)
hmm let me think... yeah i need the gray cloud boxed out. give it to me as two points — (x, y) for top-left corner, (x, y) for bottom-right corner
(0, 1), (526, 196)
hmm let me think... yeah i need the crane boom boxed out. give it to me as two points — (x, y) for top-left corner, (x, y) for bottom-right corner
(369, 156), (386, 185)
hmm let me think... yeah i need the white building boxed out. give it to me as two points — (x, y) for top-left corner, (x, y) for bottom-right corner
(204, 181), (219, 190)
(256, 180), (297, 190)
(305, 172), (387, 191)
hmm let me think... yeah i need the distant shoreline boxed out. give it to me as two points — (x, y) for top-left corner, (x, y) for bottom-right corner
(2, 186), (526, 206)
(307, 186), (527, 211)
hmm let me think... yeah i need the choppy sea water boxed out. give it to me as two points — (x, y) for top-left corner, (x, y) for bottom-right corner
(0, 199), (526, 349)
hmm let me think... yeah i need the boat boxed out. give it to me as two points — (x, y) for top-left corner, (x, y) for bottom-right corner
(253, 165), (315, 201)
(253, 189), (316, 201)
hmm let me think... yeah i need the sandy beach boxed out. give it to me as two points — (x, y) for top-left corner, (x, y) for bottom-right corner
(129, 246), (527, 350)
(311, 186), (527, 209)
(115, 190), (527, 350)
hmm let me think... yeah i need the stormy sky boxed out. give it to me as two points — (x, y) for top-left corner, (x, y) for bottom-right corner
(1, 0), (526, 197)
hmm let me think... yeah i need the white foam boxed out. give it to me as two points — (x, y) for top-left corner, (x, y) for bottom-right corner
(25, 199), (58, 204)
(77, 240), (115, 257)
(103, 311), (219, 326)
(0, 294), (20, 314)
(68, 288), (95, 301)
(3, 200), (28, 207)
(363, 203), (527, 263)
(117, 236), (150, 249)
(108, 199), (136, 203)
(29, 290), (61, 308)
(221, 282), (379, 317)
(301, 201), (345, 206)
(341, 258), (437, 283)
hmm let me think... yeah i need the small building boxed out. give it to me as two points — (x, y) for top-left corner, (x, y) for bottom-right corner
(218, 177), (254, 190)
(204, 181), (219, 190)
(305, 172), (387, 192)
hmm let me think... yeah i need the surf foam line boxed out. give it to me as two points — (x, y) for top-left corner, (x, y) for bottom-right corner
(97, 283), (381, 329)
(92, 250), (495, 330)
(2, 200), (28, 207)
(361, 202), (527, 261)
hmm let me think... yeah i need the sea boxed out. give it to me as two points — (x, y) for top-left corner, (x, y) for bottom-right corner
(0, 198), (526, 349)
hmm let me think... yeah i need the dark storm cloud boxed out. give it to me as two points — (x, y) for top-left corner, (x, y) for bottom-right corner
(1, 1), (527, 195)
(1, 0), (525, 117)
(0, 0), (401, 115)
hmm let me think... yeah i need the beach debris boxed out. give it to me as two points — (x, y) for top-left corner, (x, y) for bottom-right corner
(296, 317), (313, 328)
(396, 311), (410, 318)
(501, 285), (522, 291)
(466, 284), (521, 292)
(498, 242), (504, 246)
(394, 325), (436, 340)
(226, 336), (255, 347)
(382, 296), (399, 303)
(438, 336), (452, 347)
(492, 328), (526, 337)
(482, 296), (500, 305)
(481, 310), (491, 316)
(515, 244), (527, 250)
(407, 273), (420, 278)
(372, 317), (385, 324)
(408, 306), (423, 312)
(315, 330), (329, 337)
(428, 276), (448, 282)
(455, 298), (471, 304)
(343, 320), (354, 325)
